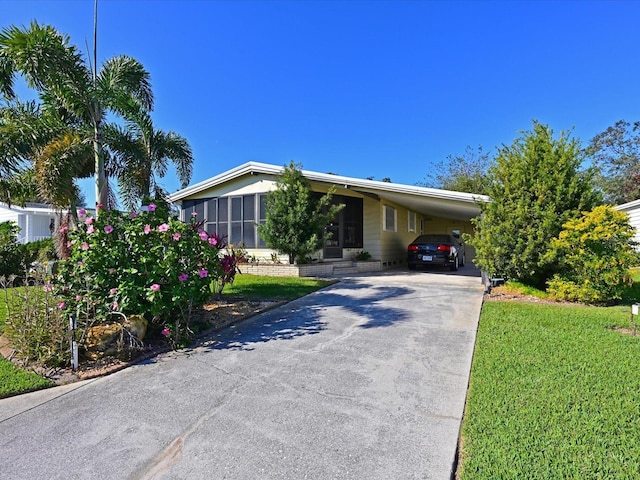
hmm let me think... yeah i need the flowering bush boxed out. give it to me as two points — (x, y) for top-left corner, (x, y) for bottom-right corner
(545, 205), (639, 304)
(54, 203), (240, 346)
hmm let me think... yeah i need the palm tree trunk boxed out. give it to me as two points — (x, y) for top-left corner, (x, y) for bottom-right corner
(94, 124), (107, 211)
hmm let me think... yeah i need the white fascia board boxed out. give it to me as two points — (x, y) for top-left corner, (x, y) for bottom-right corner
(169, 161), (490, 205)
(615, 199), (640, 212)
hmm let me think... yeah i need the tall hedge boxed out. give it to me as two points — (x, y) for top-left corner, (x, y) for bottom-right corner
(469, 122), (600, 288)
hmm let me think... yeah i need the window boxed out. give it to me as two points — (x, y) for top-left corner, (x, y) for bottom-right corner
(383, 205), (396, 232)
(181, 194), (267, 248)
(408, 211), (416, 233)
(181, 193), (363, 249)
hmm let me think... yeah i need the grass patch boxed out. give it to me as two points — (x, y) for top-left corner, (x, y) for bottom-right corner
(223, 274), (335, 300)
(497, 281), (549, 299)
(0, 356), (55, 399)
(459, 301), (640, 479)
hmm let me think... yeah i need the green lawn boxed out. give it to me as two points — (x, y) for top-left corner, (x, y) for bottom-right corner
(0, 357), (55, 399)
(223, 274), (335, 300)
(458, 301), (640, 479)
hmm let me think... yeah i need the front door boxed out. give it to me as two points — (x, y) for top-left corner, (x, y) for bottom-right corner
(323, 212), (343, 259)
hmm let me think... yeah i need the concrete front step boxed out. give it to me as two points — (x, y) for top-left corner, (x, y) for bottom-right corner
(331, 267), (360, 275)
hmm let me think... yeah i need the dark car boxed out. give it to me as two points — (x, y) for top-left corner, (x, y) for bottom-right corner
(407, 233), (465, 271)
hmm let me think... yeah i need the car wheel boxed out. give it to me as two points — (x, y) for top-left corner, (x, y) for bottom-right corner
(450, 256), (459, 272)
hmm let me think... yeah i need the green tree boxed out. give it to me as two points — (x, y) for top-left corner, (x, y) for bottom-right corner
(104, 109), (193, 211)
(422, 145), (492, 195)
(546, 205), (638, 304)
(0, 221), (21, 278)
(0, 22), (153, 211)
(258, 161), (344, 264)
(469, 122), (600, 288)
(586, 120), (640, 204)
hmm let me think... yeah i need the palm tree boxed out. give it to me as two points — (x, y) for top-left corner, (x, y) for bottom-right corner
(104, 110), (193, 211)
(0, 98), (93, 218)
(0, 21), (153, 212)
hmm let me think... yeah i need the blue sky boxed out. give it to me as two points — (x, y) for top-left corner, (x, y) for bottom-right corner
(3, 0), (640, 206)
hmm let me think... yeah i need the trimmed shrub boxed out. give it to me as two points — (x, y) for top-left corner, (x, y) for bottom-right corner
(546, 205), (639, 304)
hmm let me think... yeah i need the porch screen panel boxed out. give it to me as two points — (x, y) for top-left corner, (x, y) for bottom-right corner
(217, 198), (228, 241)
(243, 195), (256, 248)
(258, 194), (268, 247)
(194, 200), (205, 220)
(342, 197), (363, 248)
(230, 197), (242, 244)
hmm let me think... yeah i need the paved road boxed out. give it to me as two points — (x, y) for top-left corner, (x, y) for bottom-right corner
(0, 269), (484, 480)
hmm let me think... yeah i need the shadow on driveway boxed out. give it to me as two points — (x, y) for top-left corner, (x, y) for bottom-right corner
(203, 280), (413, 351)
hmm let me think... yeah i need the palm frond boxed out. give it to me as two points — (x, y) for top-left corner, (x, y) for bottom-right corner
(97, 55), (153, 113)
(35, 131), (90, 208)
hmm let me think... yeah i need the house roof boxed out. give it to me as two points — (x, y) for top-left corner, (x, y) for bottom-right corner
(169, 162), (489, 221)
(615, 199), (640, 212)
(0, 202), (63, 215)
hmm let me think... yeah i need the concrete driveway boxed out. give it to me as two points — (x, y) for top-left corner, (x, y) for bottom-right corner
(0, 269), (484, 480)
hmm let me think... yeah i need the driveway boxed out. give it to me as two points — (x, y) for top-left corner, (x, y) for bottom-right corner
(0, 270), (484, 480)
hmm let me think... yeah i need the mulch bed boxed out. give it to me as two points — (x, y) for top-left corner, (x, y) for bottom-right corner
(2, 298), (283, 386)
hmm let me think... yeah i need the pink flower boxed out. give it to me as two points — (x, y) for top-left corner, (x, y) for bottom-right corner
(199, 230), (208, 241)
(77, 261), (83, 267)
(59, 225), (68, 233)
(104, 225), (114, 234)
(172, 232), (181, 241)
(96, 203), (104, 210)
(77, 208), (87, 218)
(208, 236), (219, 247)
(158, 223), (169, 232)
(66, 241), (73, 248)
(84, 217), (93, 225)
(198, 268), (208, 278)
(191, 212), (198, 217)
(144, 224), (151, 234)
(147, 203), (157, 212)
(58, 301), (66, 310)
(81, 242), (89, 251)
(109, 288), (118, 295)
(112, 301), (119, 310)
(87, 225), (95, 234)
(109, 268), (115, 275)
(150, 283), (161, 291)
(42, 283), (52, 292)
(161, 328), (170, 336)
(75, 295), (82, 302)
(130, 211), (138, 219)
(178, 272), (188, 282)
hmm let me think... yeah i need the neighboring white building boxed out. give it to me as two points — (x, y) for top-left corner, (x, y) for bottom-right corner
(0, 202), (62, 244)
(615, 199), (640, 248)
(169, 162), (489, 268)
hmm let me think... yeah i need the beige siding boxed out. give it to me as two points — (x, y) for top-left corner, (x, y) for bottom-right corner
(363, 196), (382, 259)
(623, 208), (640, 249)
(187, 174), (278, 199)
(378, 199), (416, 267)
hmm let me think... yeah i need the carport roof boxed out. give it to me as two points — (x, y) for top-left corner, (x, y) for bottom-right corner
(169, 162), (489, 221)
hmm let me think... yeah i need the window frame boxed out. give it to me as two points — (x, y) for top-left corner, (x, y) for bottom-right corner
(408, 211), (416, 233)
(383, 204), (397, 232)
